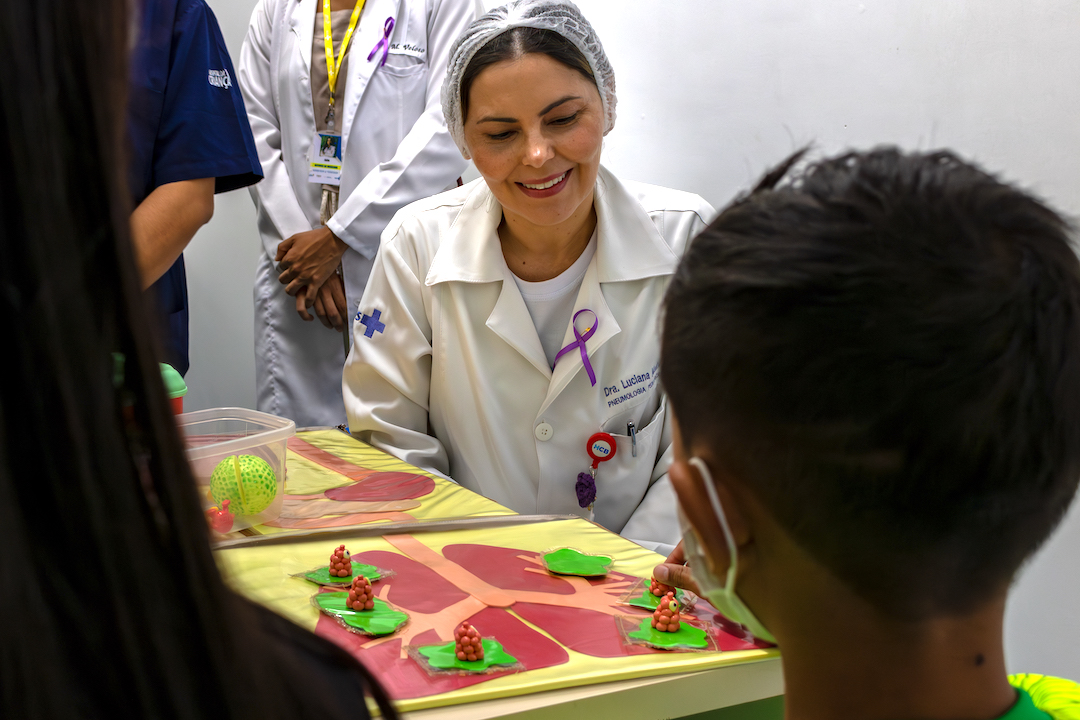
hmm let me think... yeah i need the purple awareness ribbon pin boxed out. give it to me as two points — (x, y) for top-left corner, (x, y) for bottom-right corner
(367, 17), (395, 67)
(554, 308), (598, 386)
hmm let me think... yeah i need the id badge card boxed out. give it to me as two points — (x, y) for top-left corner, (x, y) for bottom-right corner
(308, 131), (343, 185)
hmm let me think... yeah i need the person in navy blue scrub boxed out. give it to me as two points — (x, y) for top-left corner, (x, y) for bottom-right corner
(128, 0), (263, 375)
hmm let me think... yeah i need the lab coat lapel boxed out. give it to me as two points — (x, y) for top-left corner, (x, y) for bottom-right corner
(425, 183), (552, 379)
(537, 166), (677, 415)
(539, 260), (620, 416)
(592, 166), (681, 283)
(289, 0), (316, 74)
(339, 0), (403, 156)
(487, 268), (552, 378)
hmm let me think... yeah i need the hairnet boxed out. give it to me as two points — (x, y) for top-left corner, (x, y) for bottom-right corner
(441, 0), (616, 157)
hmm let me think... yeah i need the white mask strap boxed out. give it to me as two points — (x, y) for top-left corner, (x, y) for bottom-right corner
(688, 457), (739, 591)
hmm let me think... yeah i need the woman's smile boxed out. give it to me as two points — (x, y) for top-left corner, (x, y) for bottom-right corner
(517, 169), (571, 197)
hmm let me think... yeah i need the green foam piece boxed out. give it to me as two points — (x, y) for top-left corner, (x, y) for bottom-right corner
(542, 548), (612, 577)
(628, 586), (687, 611)
(159, 363), (187, 398)
(627, 617), (710, 650)
(417, 638), (518, 671)
(209, 455), (277, 516)
(303, 562), (382, 586)
(314, 594), (407, 636)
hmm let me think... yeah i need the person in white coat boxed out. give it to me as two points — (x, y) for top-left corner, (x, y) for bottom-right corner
(343, 0), (714, 552)
(239, 0), (483, 427)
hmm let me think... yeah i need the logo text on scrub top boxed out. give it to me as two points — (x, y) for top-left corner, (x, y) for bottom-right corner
(604, 362), (659, 407)
(208, 69), (232, 89)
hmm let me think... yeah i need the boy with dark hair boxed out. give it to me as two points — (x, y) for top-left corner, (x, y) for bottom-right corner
(654, 148), (1080, 719)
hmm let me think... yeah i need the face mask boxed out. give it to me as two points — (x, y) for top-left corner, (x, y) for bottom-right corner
(677, 457), (776, 644)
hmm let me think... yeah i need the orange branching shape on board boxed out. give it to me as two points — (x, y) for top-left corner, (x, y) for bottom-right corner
(515, 554), (633, 611)
(362, 586), (487, 655)
(359, 535), (633, 657)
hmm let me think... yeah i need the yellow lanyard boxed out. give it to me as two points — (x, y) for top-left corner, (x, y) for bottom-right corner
(323, 0), (366, 130)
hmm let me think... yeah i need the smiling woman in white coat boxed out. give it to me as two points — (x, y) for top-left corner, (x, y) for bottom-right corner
(239, 0), (483, 427)
(343, 0), (714, 552)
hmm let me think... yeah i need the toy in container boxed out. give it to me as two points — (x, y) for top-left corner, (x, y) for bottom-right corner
(178, 407), (294, 532)
(205, 499), (235, 534)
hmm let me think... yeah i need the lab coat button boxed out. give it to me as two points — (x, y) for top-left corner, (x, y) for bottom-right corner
(534, 422), (553, 441)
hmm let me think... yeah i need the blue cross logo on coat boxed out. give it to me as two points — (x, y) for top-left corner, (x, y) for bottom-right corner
(357, 308), (386, 338)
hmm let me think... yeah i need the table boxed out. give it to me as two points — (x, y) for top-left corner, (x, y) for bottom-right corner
(219, 516), (781, 716)
(401, 662), (783, 719)
(216, 430), (782, 718)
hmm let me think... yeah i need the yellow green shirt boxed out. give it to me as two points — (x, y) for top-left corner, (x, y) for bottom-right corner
(1003, 689), (1053, 720)
(1007, 674), (1080, 720)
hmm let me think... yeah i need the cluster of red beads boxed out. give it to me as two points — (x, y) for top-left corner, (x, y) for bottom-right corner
(347, 575), (375, 611)
(454, 622), (484, 662)
(649, 577), (675, 597)
(329, 544), (352, 578)
(652, 591), (681, 633)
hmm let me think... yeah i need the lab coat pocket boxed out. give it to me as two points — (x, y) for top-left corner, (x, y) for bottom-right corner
(593, 396), (667, 531)
(605, 394), (666, 470)
(377, 55), (427, 78)
(367, 56), (428, 139)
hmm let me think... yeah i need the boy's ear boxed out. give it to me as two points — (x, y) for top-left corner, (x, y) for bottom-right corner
(669, 454), (754, 579)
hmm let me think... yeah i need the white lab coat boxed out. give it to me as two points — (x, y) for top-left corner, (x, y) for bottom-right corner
(343, 166), (714, 550)
(238, 0), (482, 427)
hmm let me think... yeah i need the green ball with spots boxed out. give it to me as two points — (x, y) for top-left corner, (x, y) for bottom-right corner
(209, 454), (278, 516)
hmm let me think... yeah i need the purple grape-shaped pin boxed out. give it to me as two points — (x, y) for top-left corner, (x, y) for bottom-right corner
(576, 472), (596, 508)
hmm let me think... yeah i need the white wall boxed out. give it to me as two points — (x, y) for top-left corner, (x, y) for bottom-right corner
(189, 0), (1080, 679)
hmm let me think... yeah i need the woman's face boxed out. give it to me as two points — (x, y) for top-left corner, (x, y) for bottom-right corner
(463, 53), (604, 237)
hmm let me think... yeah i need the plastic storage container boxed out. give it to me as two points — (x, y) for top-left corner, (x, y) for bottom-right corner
(177, 407), (295, 532)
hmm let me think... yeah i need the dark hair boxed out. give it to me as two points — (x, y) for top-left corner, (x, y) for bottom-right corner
(662, 148), (1080, 619)
(459, 27), (595, 120)
(0, 0), (397, 717)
